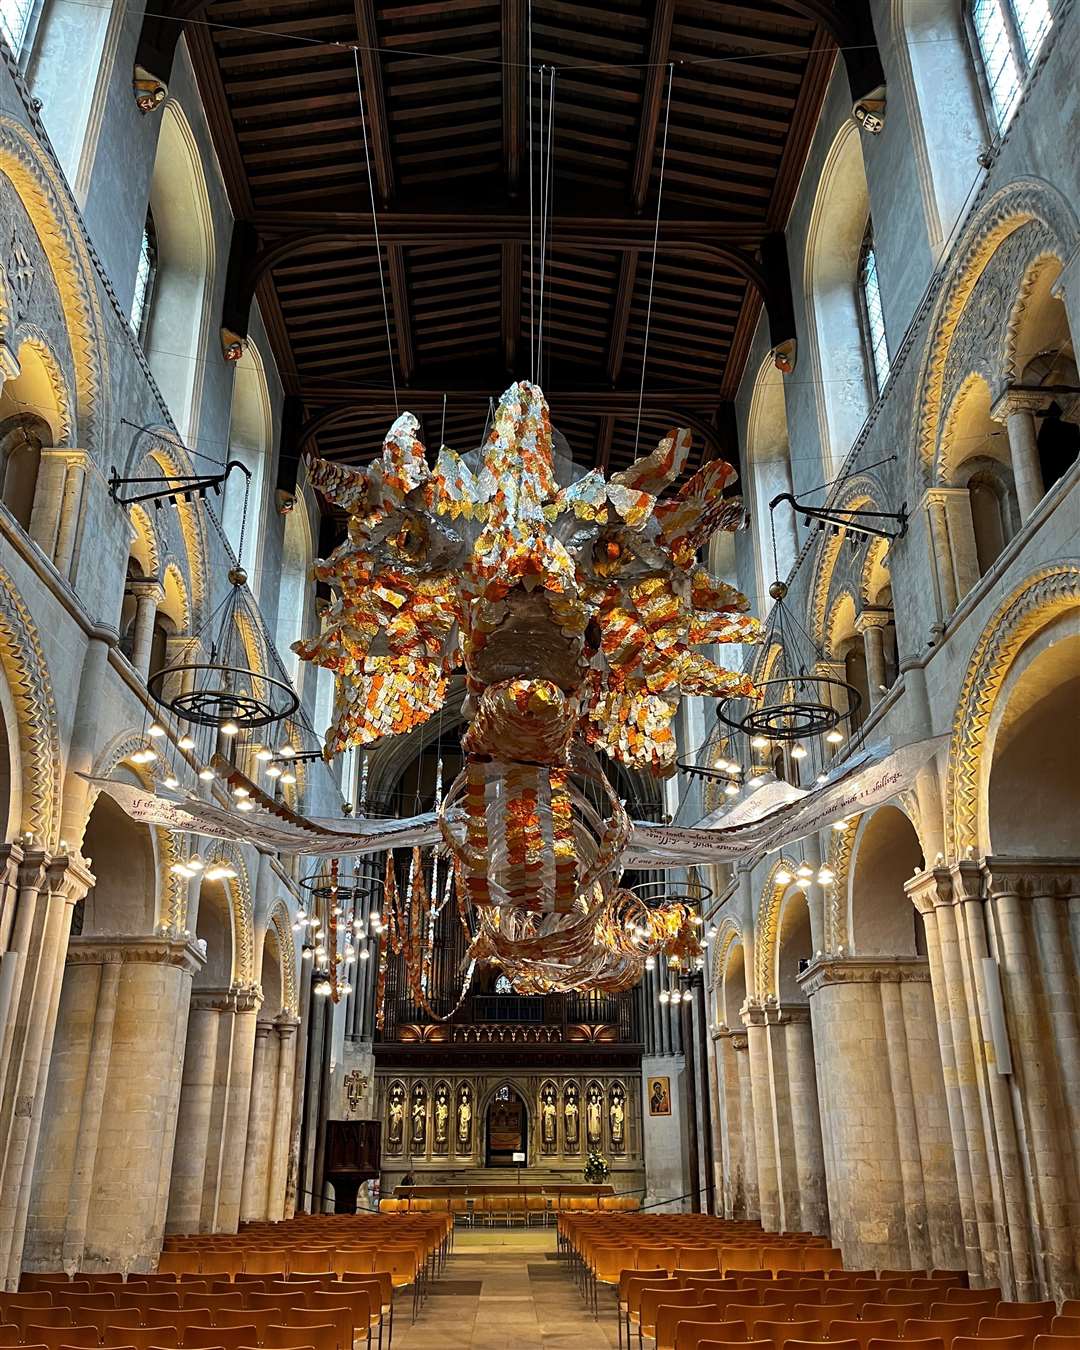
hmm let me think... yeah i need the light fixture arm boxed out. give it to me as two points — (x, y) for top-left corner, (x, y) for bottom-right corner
(770, 490), (907, 542)
(108, 459), (251, 509)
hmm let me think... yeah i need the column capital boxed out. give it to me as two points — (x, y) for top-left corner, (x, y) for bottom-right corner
(855, 605), (893, 634)
(741, 999), (768, 1028)
(274, 1012), (300, 1038)
(127, 578), (165, 604)
(904, 864), (953, 913)
(66, 934), (204, 973)
(254, 1020), (274, 1041)
(729, 1032), (749, 1053)
(982, 855), (1080, 900)
(191, 983), (263, 1013)
(798, 955), (931, 997)
(765, 1002), (811, 1026)
(989, 382), (1067, 422)
(919, 485), (971, 510)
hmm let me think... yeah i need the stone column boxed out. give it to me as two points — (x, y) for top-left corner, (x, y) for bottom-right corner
(856, 608), (892, 706)
(215, 987), (261, 1232)
(26, 935), (202, 1271)
(267, 1017), (298, 1221)
(780, 1007), (827, 1234)
(712, 1028), (744, 1217)
(983, 858), (1080, 1299)
(0, 851), (92, 1288)
(239, 1022), (278, 1222)
(990, 387), (1046, 521)
(127, 580), (164, 681)
(743, 1002), (779, 1231)
(27, 450), (88, 576)
(924, 490), (958, 616)
(166, 996), (221, 1234)
(731, 1032), (758, 1218)
(764, 1004), (800, 1233)
(802, 955), (961, 1270)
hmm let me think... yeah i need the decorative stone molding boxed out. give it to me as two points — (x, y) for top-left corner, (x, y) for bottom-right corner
(267, 899), (299, 1017)
(981, 856), (1080, 900)
(765, 1002), (811, 1027)
(945, 562), (1080, 857)
(709, 917), (742, 995)
(754, 856), (800, 998)
(855, 605), (892, 634)
(729, 1032), (749, 1053)
(0, 561), (62, 845)
(912, 177), (1080, 493)
(0, 114), (107, 455)
(65, 933), (204, 973)
(191, 983), (263, 1014)
(12, 327), (73, 444)
(741, 999), (768, 1029)
(989, 383), (1063, 422)
(798, 955), (932, 997)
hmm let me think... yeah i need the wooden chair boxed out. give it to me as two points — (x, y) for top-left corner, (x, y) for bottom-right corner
(797, 1302), (860, 1334)
(826, 1320), (901, 1350)
(197, 1256), (244, 1283)
(674, 1321), (748, 1350)
(113, 1326), (181, 1350)
(868, 1339), (945, 1350)
(863, 1302), (925, 1331)
(942, 1290), (1003, 1308)
(286, 1256), (331, 1280)
(158, 1256), (201, 1281)
(263, 1325), (336, 1350)
(54, 1294), (116, 1313)
(904, 1317), (978, 1348)
(951, 1338), (1025, 1350)
(979, 1318), (1046, 1349)
(119, 1294), (180, 1322)
(1035, 1337), (1080, 1350)
(187, 1297), (244, 1318)
(27, 1327), (98, 1350)
(1054, 1321), (1080, 1338)
(997, 1305), (1058, 1324)
(0, 1325), (18, 1347)
(12, 1310), (72, 1337)
(677, 1249), (721, 1273)
(799, 1250), (842, 1275)
(756, 1320), (822, 1350)
(640, 1290), (701, 1345)
(281, 1305), (351, 1350)
(656, 1304), (727, 1350)
(184, 1326), (258, 1350)
(696, 1339), (770, 1350)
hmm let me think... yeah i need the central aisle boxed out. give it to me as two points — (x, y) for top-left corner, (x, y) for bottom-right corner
(393, 1228), (620, 1350)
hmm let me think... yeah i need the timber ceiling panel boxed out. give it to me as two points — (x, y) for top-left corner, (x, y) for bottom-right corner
(184, 0), (839, 488)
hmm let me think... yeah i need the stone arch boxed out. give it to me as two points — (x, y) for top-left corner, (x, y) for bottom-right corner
(87, 730), (184, 928)
(719, 936), (749, 1028)
(219, 846), (255, 985)
(160, 560), (191, 632)
(5, 329), (73, 446)
(947, 561), (1080, 858)
(808, 477), (883, 646)
(775, 887), (814, 1005)
(0, 562), (61, 844)
(754, 856), (800, 999)
(745, 351), (797, 605)
(913, 177), (1080, 492)
(846, 803), (926, 957)
(939, 372), (1008, 486)
(860, 536), (890, 605)
(127, 503), (161, 578)
(0, 113), (106, 455)
(266, 898), (299, 1017)
(824, 591), (858, 661)
(1006, 250), (1073, 384)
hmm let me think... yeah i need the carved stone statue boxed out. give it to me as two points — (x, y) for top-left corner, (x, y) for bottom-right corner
(611, 1099), (624, 1148)
(411, 1086), (426, 1149)
(387, 1085), (405, 1151)
(586, 1084), (602, 1147)
(434, 1087), (449, 1145)
(457, 1086), (472, 1151)
(541, 1086), (557, 1151)
(564, 1085), (579, 1148)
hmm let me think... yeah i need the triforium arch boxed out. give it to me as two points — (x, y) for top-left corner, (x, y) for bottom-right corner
(0, 562), (62, 845)
(265, 898), (299, 1017)
(946, 560), (1080, 858)
(913, 177), (1080, 492)
(0, 113), (107, 455)
(754, 857), (801, 1000)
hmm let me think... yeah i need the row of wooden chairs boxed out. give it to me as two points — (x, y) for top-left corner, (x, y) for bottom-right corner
(614, 1271), (1074, 1350)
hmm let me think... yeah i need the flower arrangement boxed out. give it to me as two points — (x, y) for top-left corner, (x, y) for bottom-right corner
(583, 1150), (610, 1185)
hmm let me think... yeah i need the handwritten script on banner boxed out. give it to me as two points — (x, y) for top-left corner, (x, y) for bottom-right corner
(82, 735), (945, 864)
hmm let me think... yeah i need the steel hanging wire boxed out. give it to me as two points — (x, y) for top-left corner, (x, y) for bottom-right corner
(354, 48), (398, 417)
(634, 62), (674, 458)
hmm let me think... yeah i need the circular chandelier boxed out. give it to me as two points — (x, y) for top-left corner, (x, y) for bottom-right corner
(148, 565), (298, 732)
(717, 577), (861, 749)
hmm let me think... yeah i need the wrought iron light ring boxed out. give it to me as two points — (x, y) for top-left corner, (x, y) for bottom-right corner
(717, 674), (861, 741)
(147, 661), (299, 729)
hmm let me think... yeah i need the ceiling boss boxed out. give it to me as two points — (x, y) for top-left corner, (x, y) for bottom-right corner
(295, 380), (760, 993)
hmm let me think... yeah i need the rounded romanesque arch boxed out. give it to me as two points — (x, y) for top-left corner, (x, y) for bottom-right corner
(913, 177), (1080, 494)
(754, 856), (800, 1001)
(946, 561), (1080, 858)
(266, 898), (299, 1017)
(0, 562), (62, 844)
(0, 114), (107, 456)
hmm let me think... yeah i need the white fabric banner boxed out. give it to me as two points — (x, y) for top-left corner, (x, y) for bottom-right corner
(624, 736), (946, 867)
(80, 776), (443, 855)
(82, 734), (943, 866)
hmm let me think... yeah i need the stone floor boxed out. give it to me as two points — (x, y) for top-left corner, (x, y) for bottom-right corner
(393, 1227), (620, 1350)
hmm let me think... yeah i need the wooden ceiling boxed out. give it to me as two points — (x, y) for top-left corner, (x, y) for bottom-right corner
(179, 1), (848, 480)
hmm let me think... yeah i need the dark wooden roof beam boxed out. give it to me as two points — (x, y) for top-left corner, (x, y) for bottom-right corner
(353, 0), (395, 204)
(629, 0), (675, 214)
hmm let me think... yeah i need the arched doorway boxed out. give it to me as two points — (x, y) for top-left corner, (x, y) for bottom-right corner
(485, 1084), (528, 1168)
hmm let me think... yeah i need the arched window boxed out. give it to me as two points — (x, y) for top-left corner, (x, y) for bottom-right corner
(129, 210), (157, 343)
(0, 0), (36, 56)
(222, 343), (271, 583)
(970, 0), (1054, 130)
(275, 500), (312, 687)
(858, 222), (890, 397)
